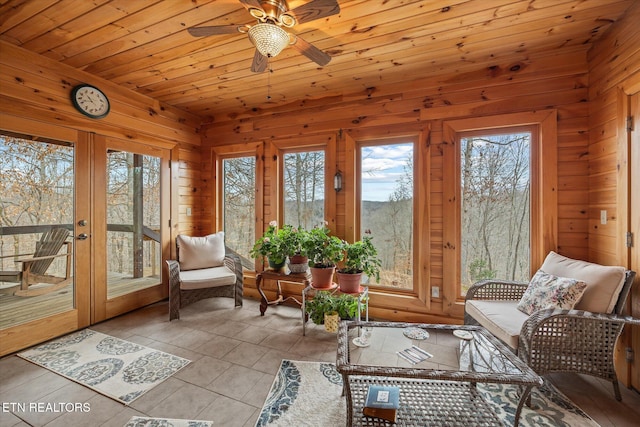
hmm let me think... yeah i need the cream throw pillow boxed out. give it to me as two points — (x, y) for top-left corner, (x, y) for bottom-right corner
(177, 232), (225, 271)
(540, 251), (626, 314)
(517, 270), (587, 315)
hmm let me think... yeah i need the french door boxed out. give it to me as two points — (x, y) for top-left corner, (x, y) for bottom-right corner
(0, 118), (170, 356)
(629, 92), (639, 391)
(92, 135), (170, 322)
(0, 116), (90, 356)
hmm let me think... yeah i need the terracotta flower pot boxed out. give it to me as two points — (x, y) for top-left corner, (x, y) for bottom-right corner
(337, 272), (363, 293)
(288, 254), (309, 273)
(310, 266), (335, 289)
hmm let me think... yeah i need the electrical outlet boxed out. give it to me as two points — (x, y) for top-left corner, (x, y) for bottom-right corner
(186, 207), (192, 217)
(431, 286), (440, 298)
(600, 210), (607, 225)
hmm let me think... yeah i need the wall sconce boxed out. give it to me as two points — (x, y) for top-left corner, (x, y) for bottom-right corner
(334, 171), (343, 192)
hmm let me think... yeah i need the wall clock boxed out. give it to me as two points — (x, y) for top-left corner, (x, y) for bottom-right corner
(71, 84), (110, 119)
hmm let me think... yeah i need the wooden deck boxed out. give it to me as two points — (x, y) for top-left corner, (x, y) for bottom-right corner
(0, 273), (160, 329)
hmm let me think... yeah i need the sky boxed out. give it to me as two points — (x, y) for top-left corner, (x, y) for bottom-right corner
(361, 143), (413, 202)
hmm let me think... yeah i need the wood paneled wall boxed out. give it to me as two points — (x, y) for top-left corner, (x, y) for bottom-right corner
(587, 2), (640, 265)
(0, 41), (203, 239)
(202, 44), (594, 320)
(586, 0), (640, 389)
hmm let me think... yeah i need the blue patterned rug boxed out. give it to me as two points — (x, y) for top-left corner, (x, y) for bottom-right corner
(18, 329), (190, 404)
(124, 416), (212, 427)
(256, 359), (599, 427)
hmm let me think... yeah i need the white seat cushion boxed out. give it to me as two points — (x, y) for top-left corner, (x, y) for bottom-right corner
(465, 300), (529, 349)
(179, 266), (236, 290)
(540, 251), (626, 314)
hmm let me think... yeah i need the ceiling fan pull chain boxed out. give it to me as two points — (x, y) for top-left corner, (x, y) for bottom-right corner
(267, 60), (273, 101)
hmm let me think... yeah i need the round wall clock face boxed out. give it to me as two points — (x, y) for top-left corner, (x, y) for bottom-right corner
(71, 84), (110, 119)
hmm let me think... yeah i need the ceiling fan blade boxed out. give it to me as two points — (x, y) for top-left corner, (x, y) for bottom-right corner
(188, 26), (240, 37)
(292, 35), (331, 66)
(239, 0), (264, 12)
(251, 49), (268, 73)
(288, 0), (340, 25)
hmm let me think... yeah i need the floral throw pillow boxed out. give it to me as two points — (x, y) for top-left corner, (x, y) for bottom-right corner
(517, 270), (588, 315)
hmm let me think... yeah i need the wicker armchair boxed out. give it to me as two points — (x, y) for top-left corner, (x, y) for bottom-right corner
(465, 252), (638, 401)
(166, 233), (243, 321)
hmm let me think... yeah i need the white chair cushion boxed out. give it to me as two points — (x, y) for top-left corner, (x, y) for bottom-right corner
(517, 270), (587, 315)
(177, 232), (225, 271)
(179, 266), (236, 290)
(540, 251), (626, 314)
(465, 300), (529, 349)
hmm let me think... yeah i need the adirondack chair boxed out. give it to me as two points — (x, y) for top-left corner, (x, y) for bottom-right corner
(0, 228), (73, 297)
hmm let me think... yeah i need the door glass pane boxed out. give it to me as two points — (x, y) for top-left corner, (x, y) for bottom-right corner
(223, 156), (256, 264)
(360, 143), (414, 289)
(0, 132), (74, 328)
(284, 150), (325, 229)
(460, 132), (530, 296)
(106, 150), (161, 299)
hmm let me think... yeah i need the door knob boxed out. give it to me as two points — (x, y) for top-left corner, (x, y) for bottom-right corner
(77, 233), (89, 240)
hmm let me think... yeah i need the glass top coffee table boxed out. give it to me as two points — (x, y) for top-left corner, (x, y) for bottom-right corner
(336, 321), (543, 427)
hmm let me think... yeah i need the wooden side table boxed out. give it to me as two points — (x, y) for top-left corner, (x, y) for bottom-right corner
(255, 269), (311, 315)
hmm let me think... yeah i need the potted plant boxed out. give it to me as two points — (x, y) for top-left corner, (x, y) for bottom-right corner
(250, 221), (287, 270)
(279, 225), (309, 273)
(337, 235), (382, 293)
(300, 223), (345, 288)
(305, 291), (360, 333)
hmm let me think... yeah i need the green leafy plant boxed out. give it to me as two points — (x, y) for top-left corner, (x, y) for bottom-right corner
(305, 291), (360, 324)
(301, 223), (345, 267)
(250, 221), (287, 264)
(278, 224), (308, 257)
(339, 235), (382, 282)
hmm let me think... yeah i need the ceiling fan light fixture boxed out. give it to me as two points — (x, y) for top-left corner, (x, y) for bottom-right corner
(248, 23), (290, 57)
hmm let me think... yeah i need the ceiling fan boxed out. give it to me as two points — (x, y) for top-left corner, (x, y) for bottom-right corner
(187, 0), (340, 72)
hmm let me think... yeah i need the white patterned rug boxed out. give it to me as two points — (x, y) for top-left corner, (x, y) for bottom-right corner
(256, 359), (599, 427)
(124, 416), (212, 427)
(18, 329), (190, 404)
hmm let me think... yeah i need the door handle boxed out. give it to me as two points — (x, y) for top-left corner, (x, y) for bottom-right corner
(77, 233), (89, 240)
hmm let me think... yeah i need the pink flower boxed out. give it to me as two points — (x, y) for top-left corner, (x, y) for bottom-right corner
(264, 237), (270, 242)
(269, 220), (278, 227)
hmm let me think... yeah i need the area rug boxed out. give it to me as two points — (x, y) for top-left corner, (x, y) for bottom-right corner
(256, 359), (599, 427)
(18, 329), (190, 404)
(124, 416), (212, 427)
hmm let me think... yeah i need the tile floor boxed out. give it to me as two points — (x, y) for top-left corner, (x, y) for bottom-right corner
(1, 297), (639, 427)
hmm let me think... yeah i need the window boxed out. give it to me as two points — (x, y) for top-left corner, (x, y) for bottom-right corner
(459, 131), (531, 295)
(0, 132), (75, 327)
(359, 141), (414, 289)
(444, 110), (557, 306)
(283, 150), (325, 229)
(106, 150), (161, 298)
(222, 156), (256, 263)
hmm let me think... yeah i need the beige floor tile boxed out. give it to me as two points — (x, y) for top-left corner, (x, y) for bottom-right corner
(146, 382), (219, 420)
(174, 355), (232, 387)
(198, 395), (255, 427)
(206, 364), (268, 400)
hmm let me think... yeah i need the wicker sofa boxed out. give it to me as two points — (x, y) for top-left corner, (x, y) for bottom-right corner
(465, 251), (638, 401)
(166, 232), (243, 321)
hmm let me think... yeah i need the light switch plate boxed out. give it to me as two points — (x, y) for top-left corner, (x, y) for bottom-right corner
(431, 286), (440, 298)
(600, 210), (607, 225)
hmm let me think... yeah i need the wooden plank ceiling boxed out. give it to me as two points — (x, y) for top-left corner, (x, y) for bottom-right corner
(0, 0), (634, 123)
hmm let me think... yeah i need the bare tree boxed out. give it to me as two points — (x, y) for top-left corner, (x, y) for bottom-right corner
(460, 133), (530, 291)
